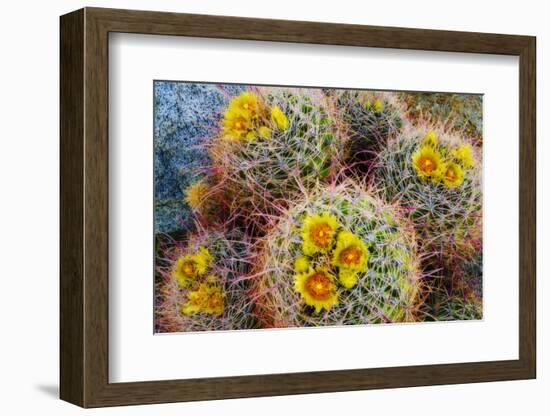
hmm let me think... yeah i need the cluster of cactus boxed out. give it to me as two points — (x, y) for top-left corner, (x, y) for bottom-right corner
(330, 90), (405, 173)
(155, 83), (484, 332)
(155, 229), (256, 332)
(207, 88), (345, 235)
(375, 126), (482, 258)
(252, 182), (422, 328)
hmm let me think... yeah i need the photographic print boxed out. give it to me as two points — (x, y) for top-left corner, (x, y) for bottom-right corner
(154, 82), (483, 333)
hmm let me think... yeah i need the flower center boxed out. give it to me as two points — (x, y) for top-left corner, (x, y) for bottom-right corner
(419, 156), (436, 173)
(305, 272), (332, 300)
(309, 223), (333, 247)
(446, 168), (456, 182)
(182, 261), (196, 277)
(208, 293), (223, 309)
(340, 246), (362, 266)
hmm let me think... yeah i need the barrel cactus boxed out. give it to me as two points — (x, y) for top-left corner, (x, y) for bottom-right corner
(375, 126), (482, 259)
(431, 291), (482, 321)
(331, 90), (405, 173)
(208, 88), (345, 235)
(252, 182), (423, 328)
(422, 248), (482, 321)
(155, 229), (257, 332)
(399, 92), (483, 145)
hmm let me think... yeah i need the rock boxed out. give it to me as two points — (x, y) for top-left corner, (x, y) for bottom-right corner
(154, 82), (245, 233)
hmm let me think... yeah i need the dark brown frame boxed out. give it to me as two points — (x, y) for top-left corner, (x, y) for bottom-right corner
(60, 7), (536, 408)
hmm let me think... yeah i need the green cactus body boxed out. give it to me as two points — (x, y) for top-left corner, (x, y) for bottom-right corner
(333, 90), (404, 172)
(155, 229), (257, 332)
(253, 182), (422, 328)
(375, 128), (482, 258)
(209, 88), (345, 235)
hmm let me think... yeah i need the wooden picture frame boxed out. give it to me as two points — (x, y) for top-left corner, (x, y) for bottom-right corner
(60, 7), (536, 408)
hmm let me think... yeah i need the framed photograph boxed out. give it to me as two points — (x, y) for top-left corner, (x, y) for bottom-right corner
(60, 7), (536, 408)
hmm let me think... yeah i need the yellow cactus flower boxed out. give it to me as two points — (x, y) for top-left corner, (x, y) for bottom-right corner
(271, 106), (289, 131)
(412, 145), (444, 181)
(332, 231), (369, 275)
(294, 268), (338, 313)
(374, 99), (384, 113)
(422, 130), (439, 147)
(442, 161), (465, 188)
(172, 256), (198, 287)
(185, 180), (209, 211)
(228, 91), (259, 118)
(181, 284), (209, 316)
(181, 283), (225, 316)
(258, 125), (272, 139)
(180, 301), (201, 316)
(202, 285), (225, 315)
(221, 92), (263, 140)
(338, 269), (359, 289)
(171, 246), (213, 287)
(222, 108), (253, 140)
(364, 100), (372, 110)
(452, 144), (475, 168)
(301, 212), (339, 255)
(294, 256), (310, 274)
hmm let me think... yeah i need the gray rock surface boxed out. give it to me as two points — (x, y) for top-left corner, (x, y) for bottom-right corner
(154, 81), (245, 233)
